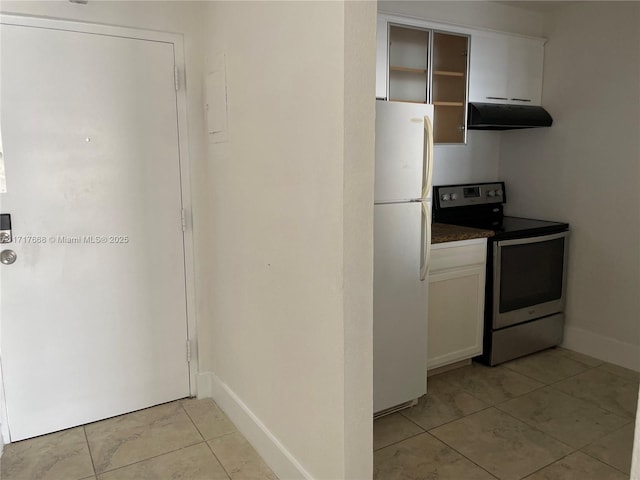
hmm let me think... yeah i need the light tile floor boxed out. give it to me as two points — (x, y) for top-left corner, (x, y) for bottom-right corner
(374, 347), (639, 480)
(2, 348), (637, 480)
(1, 398), (278, 480)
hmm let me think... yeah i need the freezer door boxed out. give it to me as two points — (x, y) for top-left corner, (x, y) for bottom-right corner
(375, 100), (434, 203)
(373, 202), (429, 413)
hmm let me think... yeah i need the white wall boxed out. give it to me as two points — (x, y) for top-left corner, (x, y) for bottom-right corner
(432, 131), (501, 186)
(499, 2), (640, 370)
(378, 1), (544, 187)
(200, 2), (374, 479)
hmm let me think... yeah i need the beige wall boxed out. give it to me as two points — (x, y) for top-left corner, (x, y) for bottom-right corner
(200, 2), (374, 478)
(343, 2), (376, 477)
(499, 2), (640, 369)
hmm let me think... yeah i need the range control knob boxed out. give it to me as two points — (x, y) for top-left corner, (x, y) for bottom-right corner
(487, 190), (496, 197)
(450, 193), (458, 200)
(496, 189), (503, 196)
(441, 193), (451, 201)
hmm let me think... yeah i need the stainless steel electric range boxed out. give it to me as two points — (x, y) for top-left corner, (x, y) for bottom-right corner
(433, 182), (570, 366)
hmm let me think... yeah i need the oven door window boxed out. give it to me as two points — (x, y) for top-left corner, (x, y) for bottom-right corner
(499, 236), (565, 313)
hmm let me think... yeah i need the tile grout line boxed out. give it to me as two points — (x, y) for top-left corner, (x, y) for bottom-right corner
(593, 364), (640, 383)
(422, 363), (595, 476)
(579, 443), (633, 477)
(423, 430), (500, 479)
(179, 399), (239, 443)
(495, 347), (619, 388)
(485, 359), (627, 410)
(373, 426), (501, 480)
(93, 400), (241, 477)
(491, 403), (604, 454)
(493, 386), (635, 443)
(376, 350), (636, 479)
(95, 440), (210, 476)
(431, 363), (553, 407)
(427, 408), (573, 480)
(424, 373), (494, 409)
(487, 367), (637, 471)
(491, 370), (637, 477)
(545, 382), (638, 419)
(500, 364), (589, 386)
(402, 403), (494, 436)
(396, 410), (427, 432)
(204, 438), (233, 480)
(487, 403), (577, 451)
(180, 399), (237, 479)
(433, 353), (636, 477)
(521, 450), (581, 480)
(425, 353), (634, 425)
(373, 430), (425, 452)
(179, 400), (207, 443)
(82, 426), (98, 478)
(90, 400), (205, 476)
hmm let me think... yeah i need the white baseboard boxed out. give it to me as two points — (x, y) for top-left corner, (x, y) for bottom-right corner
(197, 372), (312, 480)
(562, 326), (640, 372)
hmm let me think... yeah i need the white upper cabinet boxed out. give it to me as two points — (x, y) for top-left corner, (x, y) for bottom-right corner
(375, 14), (470, 144)
(376, 17), (389, 100)
(506, 36), (544, 104)
(469, 32), (545, 105)
(468, 35), (508, 103)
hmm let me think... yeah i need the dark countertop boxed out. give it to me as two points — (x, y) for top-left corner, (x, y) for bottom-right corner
(432, 223), (494, 244)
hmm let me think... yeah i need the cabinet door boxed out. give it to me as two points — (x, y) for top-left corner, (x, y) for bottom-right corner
(506, 36), (544, 105)
(468, 34), (509, 103)
(427, 265), (485, 369)
(388, 25), (430, 103)
(376, 18), (389, 99)
(377, 15), (472, 144)
(469, 34), (544, 106)
(432, 32), (469, 144)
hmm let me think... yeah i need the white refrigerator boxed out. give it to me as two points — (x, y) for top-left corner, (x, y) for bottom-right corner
(373, 100), (434, 415)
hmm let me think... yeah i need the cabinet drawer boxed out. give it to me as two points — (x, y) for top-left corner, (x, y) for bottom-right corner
(430, 239), (486, 272)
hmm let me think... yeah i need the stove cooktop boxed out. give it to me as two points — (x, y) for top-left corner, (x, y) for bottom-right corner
(459, 216), (569, 240)
(432, 182), (569, 240)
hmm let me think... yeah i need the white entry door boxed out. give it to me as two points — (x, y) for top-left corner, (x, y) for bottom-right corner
(1, 21), (191, 441)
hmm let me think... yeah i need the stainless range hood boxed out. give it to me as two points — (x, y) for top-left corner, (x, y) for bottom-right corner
(467, 102), (553, 130)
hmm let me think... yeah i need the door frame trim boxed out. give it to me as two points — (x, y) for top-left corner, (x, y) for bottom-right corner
(0, 13), (200, 436)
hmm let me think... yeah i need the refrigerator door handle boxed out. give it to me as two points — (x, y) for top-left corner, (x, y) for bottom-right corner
(420, 201), (432, 281)
(422, 115), (434, 200)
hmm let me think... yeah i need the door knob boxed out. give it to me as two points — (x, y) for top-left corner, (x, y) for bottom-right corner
(1, 250), (17, 265)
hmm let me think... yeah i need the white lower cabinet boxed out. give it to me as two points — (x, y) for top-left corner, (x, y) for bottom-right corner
(427, 239), (487, 370)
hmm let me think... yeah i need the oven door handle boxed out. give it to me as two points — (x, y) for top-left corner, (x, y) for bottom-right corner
(497, 230), (569, 247)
